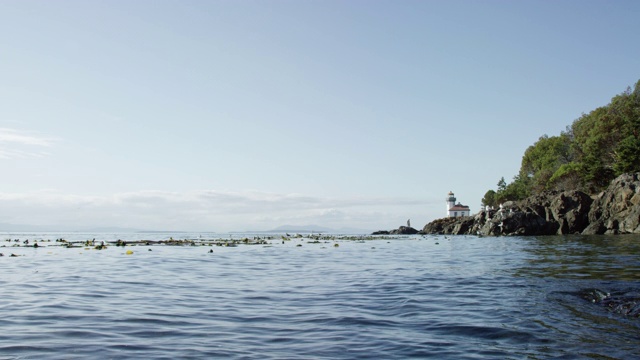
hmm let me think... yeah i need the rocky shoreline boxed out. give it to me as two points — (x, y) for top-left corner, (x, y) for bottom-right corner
(377, 172), (640, 236)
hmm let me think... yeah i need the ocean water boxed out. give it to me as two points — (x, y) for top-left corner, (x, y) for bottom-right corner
(1, 232), (639, 359)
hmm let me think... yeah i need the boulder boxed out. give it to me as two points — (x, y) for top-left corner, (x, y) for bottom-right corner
(550, 190), (593, 234)
(452, 217), (475, 235)
(471, 208), (552, 236)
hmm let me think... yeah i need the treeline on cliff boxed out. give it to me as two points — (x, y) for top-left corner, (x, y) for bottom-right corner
(483, 80), (640, 207)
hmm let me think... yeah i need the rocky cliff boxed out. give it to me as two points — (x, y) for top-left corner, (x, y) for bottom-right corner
(421, 172), (640, 236)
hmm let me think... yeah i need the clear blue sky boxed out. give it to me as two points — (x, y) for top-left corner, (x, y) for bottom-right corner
(1, 0), (638, 232)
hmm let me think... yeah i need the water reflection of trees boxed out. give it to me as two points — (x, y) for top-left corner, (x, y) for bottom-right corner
(513, 234), (640, 281)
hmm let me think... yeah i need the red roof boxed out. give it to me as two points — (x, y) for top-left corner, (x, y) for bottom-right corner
(449, 205), (470, 211)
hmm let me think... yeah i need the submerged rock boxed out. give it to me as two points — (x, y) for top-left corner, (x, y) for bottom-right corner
(580, 288), (640, 318)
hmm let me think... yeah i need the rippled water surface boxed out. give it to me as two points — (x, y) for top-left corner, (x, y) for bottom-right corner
(1, 233), (639, 359)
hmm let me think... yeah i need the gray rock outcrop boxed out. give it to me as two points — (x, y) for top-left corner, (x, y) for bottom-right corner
(421, 172), (640, 236)
(371, 226), (419, 235)
(421, 216), (474, 235)
(390, 226), (418, 235)
(583, 173), (640, 234)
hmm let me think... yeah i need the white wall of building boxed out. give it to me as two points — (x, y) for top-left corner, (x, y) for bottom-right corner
(447, 209), (470, 217)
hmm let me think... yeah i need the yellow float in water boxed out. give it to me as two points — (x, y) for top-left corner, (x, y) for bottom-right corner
(126, 250), (134, 255)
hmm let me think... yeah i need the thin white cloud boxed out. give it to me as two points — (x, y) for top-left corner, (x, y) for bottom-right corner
(0, 128), (55, 146)
(0, 190), (438, 232)
(0, 149), (43, 159)
(0, 128), (58, 159)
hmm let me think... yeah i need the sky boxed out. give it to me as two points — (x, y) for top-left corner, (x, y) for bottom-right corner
(0, 0), (639, 232)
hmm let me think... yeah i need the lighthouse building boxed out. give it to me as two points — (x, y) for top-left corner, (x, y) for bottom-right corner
(446, 191), (471, 218)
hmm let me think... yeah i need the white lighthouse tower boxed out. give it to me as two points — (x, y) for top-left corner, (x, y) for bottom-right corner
(446, 191), (456, 213)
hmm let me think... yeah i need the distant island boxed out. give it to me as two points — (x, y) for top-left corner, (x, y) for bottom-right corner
(0, 224), (146, 233)
(266, 225), (373, 234)
(0, 223), (373, 235)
